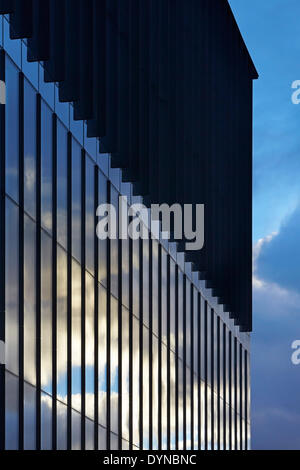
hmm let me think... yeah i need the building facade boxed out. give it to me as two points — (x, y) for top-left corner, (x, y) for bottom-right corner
(0, 1), (255, 451)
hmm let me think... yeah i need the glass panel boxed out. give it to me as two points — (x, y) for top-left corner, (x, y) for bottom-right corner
(57, 400), (68, 450)
(219, 397), (224, 450)
(86, 157), (95, 274)
(5, 56), (19, 202)
(41, 101), (53, 233)
(57, 246), (68, 403)
(152, 241), (159, 336)
(5, 199), (19, 375)
(122, 307), (129, 442)
(178, 358), (184, 450)
(207, 385), (211, 450)
(142, 239), (149, 327)
(200, 296), (205, 381)
(57, 120), (68, 249)
(5, 372), (19, 450)
(24, 79), (36, 219)
(161, 249), (167, 345)
(142, 325), (150, 450)
(161, 343), (167, 449)
(200, 380), (205, 450)
(132, 316), (140, 447)
(71, 260), (81, 412)
(246, 351), (250, 426)
(85, 272), (95, 420)
(98, 171), (107, 287)
(98, 425), (107, 450)
(193, 288), (198, 375)
(122, 237), (129, 309)
(214, 391), (218, 450)
(231, 407), (235, 450)
(206, 304), (211, 388)
(41, 393), (52, 450)
(110, 296), (119, 435)
(236, 340), (240, 420)
(110, 433), (119, 450)
(71, 409), (81, 450)
(24, 382), (36, 450)
(226, 403), (230, 450)
(170, 351), (176, 450)
(24, 215), (36, 386)
(241, 345), (245, 420)
(186, 366), (191, 450)
(122, 439), (129, 450)
(214, 313), (218, 394)
(41, 231), (52, 395)
(72, 139), (82, 262)
(185, 279), (191, 368)
(133, 239), (140, 319)
(85, 418), (94, 450)
(193, 373), (198, 450)
(98, 284), (107, 428)
(170, 260), (176, 352)
(110, 187), (119, 298)
(152, 334), (159, 449)
(178, 270), (184, 360)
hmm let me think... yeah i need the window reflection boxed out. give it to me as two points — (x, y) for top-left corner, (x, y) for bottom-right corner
(110, 296), (119, 436)
(5, 56), (19, 203)
(57, 246), (68, 403)
(170, 260), (176, 352)
(5, 199), (19, 375)
(142, 239), (149, 327)
(98, 284), (107, 428)
(71, 409), (81, 450)
(98, 425), (106, 450)
(86, 157), (95, 275)
(24, 215), (36, 386)
(85, 418), (95, 450)
(85, 272), (95, 421)
(41, 393), (52, 450)
(133, 239), (140, 319)
(122, 237), (129, 309)
(152, 335), (159, 449)
(71, 260), (81, 412)
(161, 249), (167, 345)
(72, 139), (82, 262)
(5, 372), (19, 450)
(122, 307), (129, 442)
(24, 79), (36, 219)
(41, 231), (52, 395)
(57, 400), (68, 450)
(110, 187), (119, 298)
(178, 358), (184, 450)
(142, 325), (150, 449)
(152, 241), (159, 336)
(178, 270), (184, 360)
(24, 382), (36, 450)
(41, 101), (53, 233)
(98, 172), (107, 287)
(161, 343), (168, 449)
(132, 316), (140, 447)
(170, 351), (176, 450)
(193, 373), (198, 450)
(57, 120), (68, 249)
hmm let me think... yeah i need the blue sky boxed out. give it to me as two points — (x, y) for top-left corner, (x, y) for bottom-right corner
(229, 0), (300, 449)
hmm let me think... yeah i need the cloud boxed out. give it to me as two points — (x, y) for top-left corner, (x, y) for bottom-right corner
(256, 205), (300, 293)
(252, 210), (300, 450)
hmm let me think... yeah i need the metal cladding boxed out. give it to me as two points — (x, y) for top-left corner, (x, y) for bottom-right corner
(0, 0), (258, 331)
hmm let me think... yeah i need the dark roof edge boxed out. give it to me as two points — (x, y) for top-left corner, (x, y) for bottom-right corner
(226, 0), (259, 80)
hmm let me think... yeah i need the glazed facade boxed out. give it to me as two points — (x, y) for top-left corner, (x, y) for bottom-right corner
(0, 17), (250, 451)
